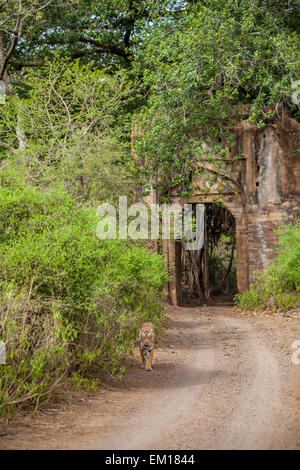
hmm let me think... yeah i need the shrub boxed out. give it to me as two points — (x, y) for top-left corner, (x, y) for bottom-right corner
(0, 178), (167, 416)
(235, 222), (300, 311)
(0, 58), (136, 206)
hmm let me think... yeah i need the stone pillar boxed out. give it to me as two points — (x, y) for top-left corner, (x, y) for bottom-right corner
(241, 120), (256, 204)
(166, 239), (182, 305)
(162, 239), (170, 302)
(236, 228), (249, 292)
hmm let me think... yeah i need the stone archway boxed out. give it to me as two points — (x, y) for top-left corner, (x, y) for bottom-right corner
(140, 110), (300, 306)
(163, 195), (248, 306)
(186, 195), (249, 295)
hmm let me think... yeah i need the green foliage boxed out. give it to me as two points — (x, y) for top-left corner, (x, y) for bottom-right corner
(3, 0), (189, 74)
(1, 0), (300, 417)
(0, 290), (73, 414)
(0, 58), (136, 204)
(208, 234), (236, 291)
(272, 222), (300, 291)
(0, 177), (167, 416)
(132, 0), (300, 197)
(1, 57), (130, 152)
(235, 222), (300, 311)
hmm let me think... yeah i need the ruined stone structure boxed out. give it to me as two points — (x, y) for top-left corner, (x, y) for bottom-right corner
(143, 108), (300, 305)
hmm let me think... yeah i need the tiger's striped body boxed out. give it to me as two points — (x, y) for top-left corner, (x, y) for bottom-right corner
(138, 322), (155, 372)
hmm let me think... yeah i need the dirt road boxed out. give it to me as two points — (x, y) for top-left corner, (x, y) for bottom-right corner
(1, 304), (300, 449)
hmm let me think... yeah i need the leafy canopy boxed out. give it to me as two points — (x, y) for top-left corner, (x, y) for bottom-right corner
(132, 0), (300, 197)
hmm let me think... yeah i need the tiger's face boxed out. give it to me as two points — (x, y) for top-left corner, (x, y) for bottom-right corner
(139, 322), (155, 352)
(140, 330), (154, 350)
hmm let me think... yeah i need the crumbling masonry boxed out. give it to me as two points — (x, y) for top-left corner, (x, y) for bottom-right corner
(138, 108), (300, 305)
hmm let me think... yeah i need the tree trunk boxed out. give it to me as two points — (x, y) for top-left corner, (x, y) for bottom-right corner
(0, 32), (13, 96)
(201, 211), (210, 299)
(221, 236), (235, 292)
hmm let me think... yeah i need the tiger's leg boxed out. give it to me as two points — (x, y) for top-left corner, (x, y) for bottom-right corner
(139, 345), (146, 369)
(145, 348), (154, 372)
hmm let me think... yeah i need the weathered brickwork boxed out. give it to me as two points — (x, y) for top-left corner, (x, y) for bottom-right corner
(154, 111), (300, 304)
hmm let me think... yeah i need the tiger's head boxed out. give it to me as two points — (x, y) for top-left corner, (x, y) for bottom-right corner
(139, 323), (155, 350)
(140, 330), (154, 349)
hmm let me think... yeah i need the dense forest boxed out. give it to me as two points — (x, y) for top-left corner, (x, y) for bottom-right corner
(0, 0), (299, 416)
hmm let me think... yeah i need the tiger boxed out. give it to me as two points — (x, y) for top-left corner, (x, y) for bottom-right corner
(138, 322), (155, 372)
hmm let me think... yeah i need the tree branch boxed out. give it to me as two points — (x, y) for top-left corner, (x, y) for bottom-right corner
(34, 35), (132, 63)
(196, 163), (246, 203)
(77, 36), (131, 62)
(0, 1), (23, 80)
(0, 0), (54, 80)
